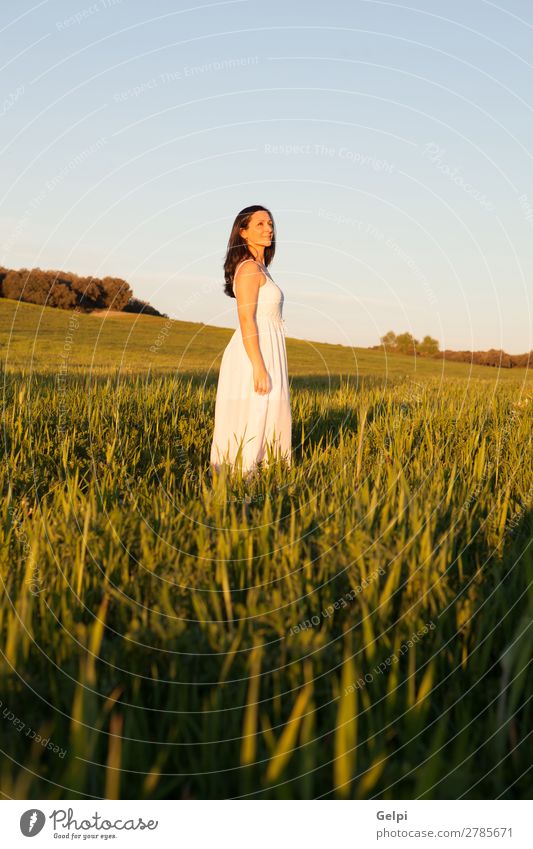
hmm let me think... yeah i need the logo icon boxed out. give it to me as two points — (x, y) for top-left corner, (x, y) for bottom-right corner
(20, 810), (46, 837)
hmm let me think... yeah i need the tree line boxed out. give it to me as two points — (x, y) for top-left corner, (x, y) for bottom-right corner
(378, 330), (532, 368)
(0, 266), (166, 317)
(0, 268), (529, 365)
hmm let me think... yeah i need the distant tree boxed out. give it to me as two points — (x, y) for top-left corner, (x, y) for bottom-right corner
(417, 335), (440, 356)
(99, 276), (133, 310)
(49, 282), (77, 309)
(479, 349), (513, 368)
(513, 351), (533, 368)
(380, 330), (397, 350)
(123, 297), (167, 317)
(69, 274), (104, 308)
(2, 269), (24, 300)
(439, 348), (520, 368)
(2, 269), (49, 305)
(0, 265), (156, 314)
(2, 268), (79, 309)
(395, 332), (419, 355)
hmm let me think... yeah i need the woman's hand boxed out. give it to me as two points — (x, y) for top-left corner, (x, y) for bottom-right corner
(253, 363), (270, 395)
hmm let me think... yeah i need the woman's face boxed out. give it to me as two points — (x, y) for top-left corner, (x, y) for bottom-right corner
(240, 210), (273, 253)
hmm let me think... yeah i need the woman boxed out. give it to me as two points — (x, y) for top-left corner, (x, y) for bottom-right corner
(210, 205), (292, 476)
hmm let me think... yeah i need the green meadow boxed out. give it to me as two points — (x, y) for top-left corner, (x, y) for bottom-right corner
(1, 298), (532, 799)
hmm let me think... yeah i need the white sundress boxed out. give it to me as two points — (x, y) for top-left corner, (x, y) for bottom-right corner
(210, 258), (292, 474)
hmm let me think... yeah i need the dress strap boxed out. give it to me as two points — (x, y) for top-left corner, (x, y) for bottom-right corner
(234, 258), (259, 274)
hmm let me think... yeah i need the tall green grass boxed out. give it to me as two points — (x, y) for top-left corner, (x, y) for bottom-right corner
(1, 360), (531, 799)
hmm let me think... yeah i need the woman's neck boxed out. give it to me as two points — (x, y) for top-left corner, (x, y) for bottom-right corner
(249, 247), (265, 264)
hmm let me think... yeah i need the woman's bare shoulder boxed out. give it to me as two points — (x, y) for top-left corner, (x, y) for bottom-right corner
(235, 258), (262, 275)
(234, 260), (264, 300)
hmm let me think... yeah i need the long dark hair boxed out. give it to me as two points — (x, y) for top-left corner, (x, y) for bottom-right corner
(223, 205), (276, 297)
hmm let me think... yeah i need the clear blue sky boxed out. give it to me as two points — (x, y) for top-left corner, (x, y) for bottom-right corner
(1, 0), (532, 353)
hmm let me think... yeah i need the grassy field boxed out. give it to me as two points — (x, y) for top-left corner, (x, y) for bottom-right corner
(2, 296), (531, 380)
(1, 299), (532, 799)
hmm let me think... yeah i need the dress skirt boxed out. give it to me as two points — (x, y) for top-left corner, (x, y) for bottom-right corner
(210, 315), (292, 474)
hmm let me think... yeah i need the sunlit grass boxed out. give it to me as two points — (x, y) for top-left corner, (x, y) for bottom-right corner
(0, 300), (532, 799)
(2, 298), (531, 380)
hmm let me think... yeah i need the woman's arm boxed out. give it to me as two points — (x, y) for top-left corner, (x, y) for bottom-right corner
(233, 261), (270, 394)
(234, 262), (264, 366)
